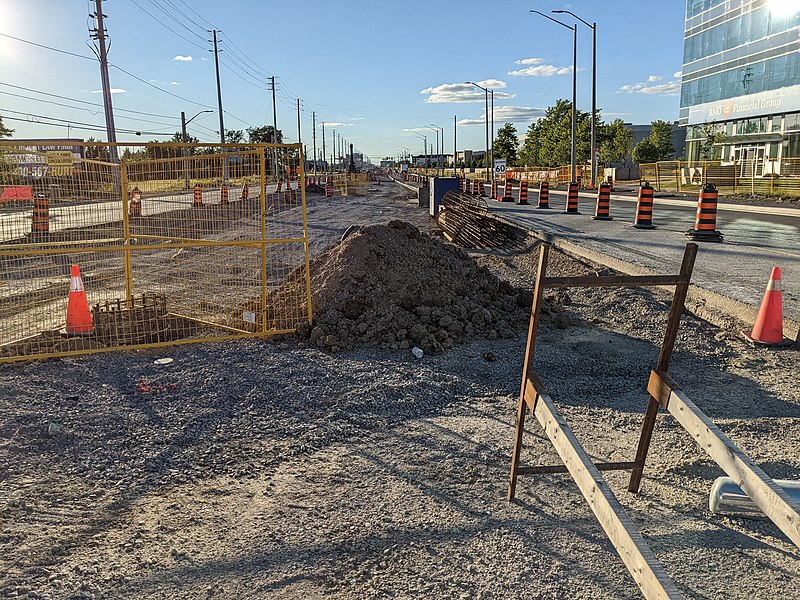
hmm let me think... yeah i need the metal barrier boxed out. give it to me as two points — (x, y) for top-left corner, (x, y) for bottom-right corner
(640, 158), (800, 197)
(0, 142), (312, 362)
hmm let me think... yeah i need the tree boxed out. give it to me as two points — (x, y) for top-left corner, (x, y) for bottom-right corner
(247, 125), (283, 144)
(0, 114), (13, 138)
(598, 119), (634, 166)
(493, 123), (519, 165)
(698, 122), (726, 160)
(534, 99), (591, 166)
(631, 137), (660, 164)
(84, 137), (110, 161)
(225, 129), (244, 144)
(518, 120), (541, 166)
(649, 120), (675, 160)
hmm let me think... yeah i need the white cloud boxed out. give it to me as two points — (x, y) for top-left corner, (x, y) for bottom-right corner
(170, 81), (181, 86)
(514, 57), (545, 65)
(324, 122), (352, 127)
(508, 64), (573, 77)
(173, 55), (192, 61)
(346, 117), (366, 121)
(92, 88), (126, 94)
(458, 106), (545, 126)
(673, 70), (682, 79)
(420, 80), (512, 103)
(617, 76), (681, 96)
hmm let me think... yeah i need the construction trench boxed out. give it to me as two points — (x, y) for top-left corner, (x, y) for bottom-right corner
(1, 175), (799, 599)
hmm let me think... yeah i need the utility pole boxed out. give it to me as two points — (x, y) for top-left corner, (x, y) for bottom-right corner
(296, 98), (302, 146)
(268, 76), (278, 178)
(312, 111), (317, 176)
(89, 0), (119, 164)
(332, 129), (336, 171)
(209, 30), (225, 145)
(269, 76), (278, 140)
(321, 121), (326, 175)
(209, 29), (227, 182)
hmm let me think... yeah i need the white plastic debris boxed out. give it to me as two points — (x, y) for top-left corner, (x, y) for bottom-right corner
(154, 358), (174, 365)
(411, 347), (424, 359)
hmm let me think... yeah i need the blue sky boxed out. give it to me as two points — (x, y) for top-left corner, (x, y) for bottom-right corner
(1, 1), (687, 161)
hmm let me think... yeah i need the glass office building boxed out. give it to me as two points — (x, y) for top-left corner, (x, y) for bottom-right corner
(680, 0), (800, 169)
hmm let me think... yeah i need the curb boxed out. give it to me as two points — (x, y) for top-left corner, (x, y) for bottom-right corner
(490, 213), (800, 346)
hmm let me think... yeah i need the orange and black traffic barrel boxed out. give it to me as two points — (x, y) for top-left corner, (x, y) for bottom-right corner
(478, 180), (487, 197)
(491, 179), (498, 201)
(220, 183), (229, 204)
(607, 174), (614, 191)
(633, 182), (656, 229)
(593, 182), (612, 220)
(517, 180), (529, 205)
(472, 179), (480, 195)
(30, 193), (49, 235)
(501, 179), (514, 202)
(193, 184), (203, 208)
(129, 187), (142, 218)
(564, 181), (580, 214)
(686, 183), (723, 242)
(537, 181), (550, 209)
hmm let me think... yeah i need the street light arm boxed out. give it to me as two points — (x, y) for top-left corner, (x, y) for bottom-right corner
(530, 10), (572, 31)
(465, 81), (488, 93)
(186, 110), (213, 126)
(552, 9), (593, 29)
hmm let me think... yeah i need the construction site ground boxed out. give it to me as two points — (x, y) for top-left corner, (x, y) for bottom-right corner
(1, 181), (798, 599)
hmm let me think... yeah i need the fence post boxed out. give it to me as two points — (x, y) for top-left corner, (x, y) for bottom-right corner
(675, 160), (681, 193)
(120, 157), (133, 306)
(655, 162), (661, 191)
(260, 146), (268, 333)
(770, 159), (775, 194)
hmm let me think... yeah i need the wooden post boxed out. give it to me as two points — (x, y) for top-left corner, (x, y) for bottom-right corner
(508, 244), (549, 501)
(628, 243), (698, 493)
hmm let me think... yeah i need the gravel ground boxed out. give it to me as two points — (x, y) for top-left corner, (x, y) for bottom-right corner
(1, 179), (798, 599)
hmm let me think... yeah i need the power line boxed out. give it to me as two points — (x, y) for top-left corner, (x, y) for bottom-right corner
(140, 0), (206, 42)
(0, 31), (94, 61)
(128, 0), (207, 50)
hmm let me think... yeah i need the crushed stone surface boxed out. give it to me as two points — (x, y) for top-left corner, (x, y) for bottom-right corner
(1, 179), (798, 600)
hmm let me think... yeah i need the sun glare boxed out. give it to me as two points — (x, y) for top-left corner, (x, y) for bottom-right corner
(768, 0), (800, 17)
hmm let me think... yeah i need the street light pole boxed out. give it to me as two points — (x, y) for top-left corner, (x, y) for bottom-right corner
(430, 124), (444, 177)
(490, 90), (494, 185)
(181, 109), (213, 189)
(555, 10), (597, 188)
(426, 125), (440, 176)
(466, 81), (490, 182)
(531, 10), (577, 183)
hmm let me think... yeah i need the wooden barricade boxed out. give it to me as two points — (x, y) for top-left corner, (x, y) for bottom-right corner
(506, 241), (800, 598)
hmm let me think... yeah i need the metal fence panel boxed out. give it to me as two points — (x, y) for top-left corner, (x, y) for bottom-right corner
(0, 142), (312, 362)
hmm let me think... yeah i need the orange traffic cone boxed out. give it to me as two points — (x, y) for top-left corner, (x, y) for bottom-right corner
(744, 267), (788, 346)
(66, 264), (94, 335)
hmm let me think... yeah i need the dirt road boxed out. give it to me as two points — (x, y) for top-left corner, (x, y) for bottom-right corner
(1, 180), (798, 599)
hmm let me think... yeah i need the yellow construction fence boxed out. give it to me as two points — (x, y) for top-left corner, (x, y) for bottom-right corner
(640, 158), (800, 197)
(0, 141), (312, 362)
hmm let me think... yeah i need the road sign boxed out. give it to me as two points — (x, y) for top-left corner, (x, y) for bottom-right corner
(494, 159), (507, 175)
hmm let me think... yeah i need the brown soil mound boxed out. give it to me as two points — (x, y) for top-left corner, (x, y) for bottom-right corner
(241, 220), (560, 354)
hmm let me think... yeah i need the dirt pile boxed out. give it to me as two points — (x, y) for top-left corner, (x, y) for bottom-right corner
(281, 220), (563, 354)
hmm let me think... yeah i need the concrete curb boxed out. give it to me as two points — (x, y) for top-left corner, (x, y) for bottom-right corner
(491, 213), (800, 346)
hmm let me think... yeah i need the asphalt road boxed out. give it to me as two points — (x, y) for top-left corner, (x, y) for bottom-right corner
(482, 186), (800, 324)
